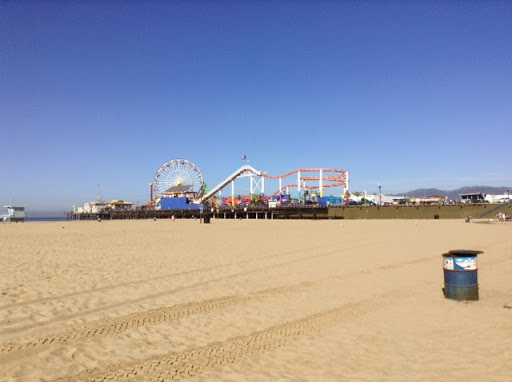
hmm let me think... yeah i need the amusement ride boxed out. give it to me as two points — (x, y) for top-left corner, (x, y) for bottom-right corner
(148, 158), (349, 209)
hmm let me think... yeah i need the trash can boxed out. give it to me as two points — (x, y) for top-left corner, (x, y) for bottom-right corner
(203, 214), (210, 224)
(442, 250), (482, 301)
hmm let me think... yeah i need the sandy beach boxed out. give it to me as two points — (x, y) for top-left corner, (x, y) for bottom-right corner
(0, 218), (511, 381)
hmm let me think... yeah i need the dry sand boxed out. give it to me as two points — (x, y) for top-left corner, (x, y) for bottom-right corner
(0, 218), (511, 381)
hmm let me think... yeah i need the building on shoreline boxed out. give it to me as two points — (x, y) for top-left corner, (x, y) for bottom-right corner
(460, 192), (511, 204)
(73, 200), (133, 214)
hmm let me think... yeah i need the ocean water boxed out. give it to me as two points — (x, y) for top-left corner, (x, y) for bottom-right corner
(25, 217), (67, 222)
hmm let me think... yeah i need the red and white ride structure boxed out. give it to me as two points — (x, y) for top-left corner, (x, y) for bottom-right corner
(200, 165), (349, 207)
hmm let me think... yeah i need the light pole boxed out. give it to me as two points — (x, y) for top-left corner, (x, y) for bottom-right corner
(378, 183), (382, 206)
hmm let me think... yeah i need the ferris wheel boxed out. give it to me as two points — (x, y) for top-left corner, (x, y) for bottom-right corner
(152, 159), (204, 198)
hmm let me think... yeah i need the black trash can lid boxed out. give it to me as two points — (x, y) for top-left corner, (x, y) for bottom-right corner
(447, 250), (483, 257)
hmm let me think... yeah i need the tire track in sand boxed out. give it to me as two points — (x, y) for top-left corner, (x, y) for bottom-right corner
(52, 288), (415, 381)
(0, 282), (315, 355)
(0, 243), (335, 310)
(1, 243), (431, 340)
(0, 241), (382, 335)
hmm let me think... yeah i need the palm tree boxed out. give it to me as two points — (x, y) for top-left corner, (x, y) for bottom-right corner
(351, 191), (363, 203)
(252, 194), (262, 206)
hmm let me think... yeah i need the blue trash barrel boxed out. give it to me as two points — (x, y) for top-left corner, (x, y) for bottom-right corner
(442, 250), (482, 301)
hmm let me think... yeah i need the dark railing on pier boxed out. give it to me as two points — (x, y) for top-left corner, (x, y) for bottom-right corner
(66, 206), (330, 221)
(479, 199), (512, 218)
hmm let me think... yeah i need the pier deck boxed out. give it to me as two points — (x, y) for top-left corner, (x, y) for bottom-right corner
(66, 203), (511, 221)
(66, 206), (329, 221)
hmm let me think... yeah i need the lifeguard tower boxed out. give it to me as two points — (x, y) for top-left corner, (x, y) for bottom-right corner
(1, 206), (26, 223)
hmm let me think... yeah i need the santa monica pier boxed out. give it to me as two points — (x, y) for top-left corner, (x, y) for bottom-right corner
(67, 158), (511, 221)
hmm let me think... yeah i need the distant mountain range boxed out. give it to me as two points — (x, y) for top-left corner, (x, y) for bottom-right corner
(396, 186), (511, 201)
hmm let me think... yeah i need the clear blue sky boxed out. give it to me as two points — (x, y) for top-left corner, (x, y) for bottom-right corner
(1, 1), (511, 216)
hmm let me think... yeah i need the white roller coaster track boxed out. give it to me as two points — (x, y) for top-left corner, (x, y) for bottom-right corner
(200, 165), (263, 202)
(200, 165), (349, 203)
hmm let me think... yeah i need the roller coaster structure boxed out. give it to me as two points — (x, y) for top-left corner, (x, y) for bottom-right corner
(200, 165), (349, 207)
